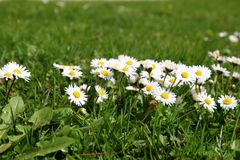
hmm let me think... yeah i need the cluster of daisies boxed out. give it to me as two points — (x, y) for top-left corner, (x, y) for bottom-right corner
(54, 53), (239, 112)
(218, 31), (240, 43)
(0, 62), (31, 81)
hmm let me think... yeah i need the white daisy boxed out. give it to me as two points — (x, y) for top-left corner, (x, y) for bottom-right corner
(90, 58), (109, 68)
(198, 93), (216, 112)
(62, 68), (82, 80)
(0, 69), (13, 80)
(160, 60), (177, 72)
(128, 74), (139, 84)
(53, 63), (81, 70)
(162, 75), (179, 88)
(191, 85), (207, 101)
(153, 88), (176, 106)
(118, 55), (140, 68)
(150, 68), (164, 81)
(232, 72), (240, 81)
(208, 50), (221, 60)
(141, 59), (160, 70)
(108, 58), (120, 70)
(211, 64), (230, 76)
(126, 86), (139, 92)
(218, 32), (228, 38)
(192, 65), (211, 83)
(229, 35), (239, 43)
(116, 64), (137, 77)
(95, 85), (108, 103)
(79, 84), (91, 92)
(0, 69), (3, 79)
(218, 95), (238, 110)
(65, 84), (88, 106)
(142, 81), (159, 95)
(91, 67), (114, 80)
(175, 65), (195, 85)
(227, 56), (240, 66)
(2, 62), (31, 81)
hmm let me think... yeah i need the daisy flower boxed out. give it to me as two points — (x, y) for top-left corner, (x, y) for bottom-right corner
(175, 65), (195, 85)
(218, 32), (228, 38)
(191, 85), (207, 101)
(62, 68), (82, 80)
(142, 81), (159, 95)
(218, 95), (238, 110)
(192, 65), (211, 83)
(0, 69), (3, 79)
(95, 85), (108, 103)
(229, 35), (239, 43)
(141, 59), (160, 70)
(91, 67), (114, 80)
(150, 68), (164, 81)
(108, 58), (120, 70)
(153, 88), (176, 106)
(2, 62), (31, 81)
(208, 50), (221, 60)
(128, 74), (139, 84)
(211, 64), (230, 76)
(116, 64), (137, 77)
(227, 56), (240, 66)
(0, 69), (13, 80)
(162, 75), (179, 88)
(65, 84), (88, 106)
(232, 72), (240, 81)
(90, 58), (109, 68)
(79, 84), (91, 92)
(198, 93), (216, 112)
(118, 55), (140, 68)
(160, 60), (177, 72)
(53, 63), (81, 70)
(126, 86), (139, 92)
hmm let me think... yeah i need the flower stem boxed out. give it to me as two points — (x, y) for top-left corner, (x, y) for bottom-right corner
(6, 77), (16, 103)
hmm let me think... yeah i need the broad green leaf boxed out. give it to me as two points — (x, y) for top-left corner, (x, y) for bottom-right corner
(9, 96), (25, 115)
(0, 142), (12, 154)
(17, 137), (75, 159)
(231, 140), (240, 152)
(8, 134), (25, 142)
(0, 96), (25, 124)
(29, 107), (53, 128)
(0, 124), (9, 140)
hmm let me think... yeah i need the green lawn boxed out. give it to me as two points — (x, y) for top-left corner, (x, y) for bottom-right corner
(0, 0), (240, 159)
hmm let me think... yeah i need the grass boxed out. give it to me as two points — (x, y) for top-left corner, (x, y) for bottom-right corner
(0, 0), (240, 159)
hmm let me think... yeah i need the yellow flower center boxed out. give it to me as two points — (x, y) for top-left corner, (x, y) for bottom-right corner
(69, 66), (75, 69)
(204, 98), (211, 105)
(97, 61), (104, 66)
(13, 68), (22, 75)
(4, 73), (12, 78)
(146, 85), (153, 92)
(161, 92), (169, 99)
(169, 77), (176, 83)
(73, 91), (81, 98)
(126, 60), (133, 65)
(195, 70), (203, 76)
(152, 64), (156, 69)
(150, 71), (154, 77)
(195, 87), (201, 93)
(223, 98), (233, 105)
(122, 67), (129, 72)
(98, 89), (105, 96)
(68, 71), (76, 76)
(101, 70), (109, 76)
(181, 72), (189, 78)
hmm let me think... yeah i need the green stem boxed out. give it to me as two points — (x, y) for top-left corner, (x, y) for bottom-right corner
(6, 77), (16, 102)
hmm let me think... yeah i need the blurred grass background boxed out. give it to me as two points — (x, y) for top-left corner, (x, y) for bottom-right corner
(0, 0), (240, 67)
